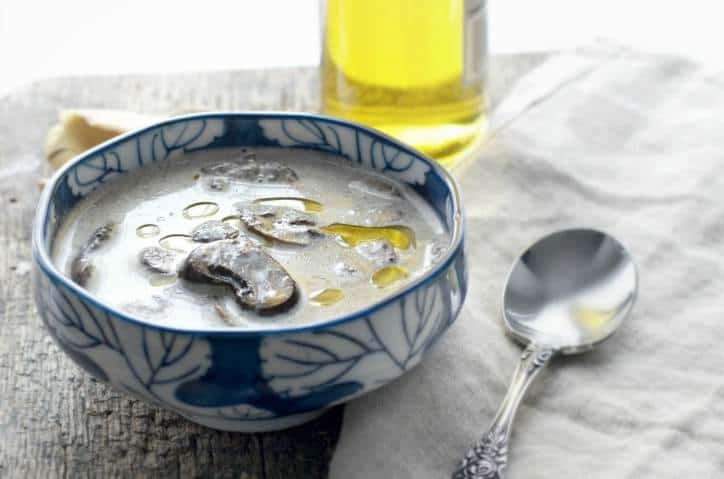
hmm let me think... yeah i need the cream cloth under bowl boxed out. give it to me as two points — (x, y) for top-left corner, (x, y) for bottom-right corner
(331, 45), (724, 478)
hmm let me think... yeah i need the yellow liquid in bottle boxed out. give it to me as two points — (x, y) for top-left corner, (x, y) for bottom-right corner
(322, 0), (487, 166)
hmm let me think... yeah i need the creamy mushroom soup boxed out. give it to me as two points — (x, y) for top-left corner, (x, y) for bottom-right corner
(52, 148), (449, 329)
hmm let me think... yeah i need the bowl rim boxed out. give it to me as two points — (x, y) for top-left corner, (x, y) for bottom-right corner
(33, 111), (465, 337)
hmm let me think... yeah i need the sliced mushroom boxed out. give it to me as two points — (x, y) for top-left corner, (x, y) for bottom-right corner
(355, 240), (398, 267)
(349, 176), (402, 201)
(191, 220), (239, 242)
(139, 246), (181, 275)
(235, 202), (322, 245)
(179, 238), (297, 312)
(70, 224), (114, 286)
(201, 153), (298, 184)
(255, 160), (299, 183)
(199, 153), (253, 178)
(122, 295), (169, 317)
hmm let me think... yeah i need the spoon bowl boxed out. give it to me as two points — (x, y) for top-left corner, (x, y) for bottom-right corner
(503, 228), (637, 354)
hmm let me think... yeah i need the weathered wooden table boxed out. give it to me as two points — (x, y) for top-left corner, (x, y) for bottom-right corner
(0, 54), (545, 478)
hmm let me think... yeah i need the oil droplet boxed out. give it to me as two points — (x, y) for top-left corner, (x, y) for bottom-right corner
(159, 234), (196, 253)
(321, 223), (415, 249)
(254, 197), (323, 213)
(372, 265), (408, 288)
(149, 275), (177, 287)
(309, 288), (344, 306)
(136, 223), (160, 238)
(183, 201), (219, 219)
(222, 215), (243, 229)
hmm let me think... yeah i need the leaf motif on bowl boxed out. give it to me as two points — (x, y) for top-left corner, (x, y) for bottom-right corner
(66, 118), (224, 197)
(37, 273), (213, 412)
(258, 118), (430, 185)
(259, 278), (452, 398)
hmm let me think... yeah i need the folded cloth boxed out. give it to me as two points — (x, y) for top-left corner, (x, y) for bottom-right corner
(45, 109), (164, 170)
(330, 45), (724, 478)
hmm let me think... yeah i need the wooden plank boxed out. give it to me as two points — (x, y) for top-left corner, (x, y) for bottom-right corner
(0, 54), (546, 478)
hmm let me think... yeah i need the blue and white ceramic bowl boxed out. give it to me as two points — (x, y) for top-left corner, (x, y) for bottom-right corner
(32, 113), (467, 431)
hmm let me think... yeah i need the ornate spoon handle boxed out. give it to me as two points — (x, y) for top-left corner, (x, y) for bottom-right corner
(453, 344), (554, 479)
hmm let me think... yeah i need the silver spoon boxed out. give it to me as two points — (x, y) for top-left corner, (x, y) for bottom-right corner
(453, 228), (637, 479)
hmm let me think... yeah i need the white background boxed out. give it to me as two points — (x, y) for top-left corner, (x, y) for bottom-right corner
(1, 0), (722, 96)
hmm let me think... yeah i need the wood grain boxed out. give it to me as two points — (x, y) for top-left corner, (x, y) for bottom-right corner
(0, 54), (546, 478)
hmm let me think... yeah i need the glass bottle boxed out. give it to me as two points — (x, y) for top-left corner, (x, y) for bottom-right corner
(322, 0), (488, 167)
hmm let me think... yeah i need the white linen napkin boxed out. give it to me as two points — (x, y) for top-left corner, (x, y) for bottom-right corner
(330, 45), (724, 478)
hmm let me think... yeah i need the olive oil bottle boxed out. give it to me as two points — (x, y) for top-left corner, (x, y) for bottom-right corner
(322, 0), (487, 166)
